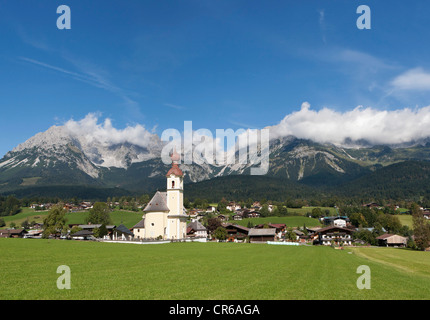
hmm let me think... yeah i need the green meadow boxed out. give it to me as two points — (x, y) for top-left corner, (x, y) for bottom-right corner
(234, 216), (321, 228)
(1, 239), (429, 300)
(1, 208), (144, 229)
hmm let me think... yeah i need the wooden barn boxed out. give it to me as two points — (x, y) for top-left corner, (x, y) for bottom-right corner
(248, 228), (276, 243)
(376, 234), (407, 247)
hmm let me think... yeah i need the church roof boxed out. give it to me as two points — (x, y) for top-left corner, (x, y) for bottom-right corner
(131, 219), (145, 229)
(143, 191), (169, 212)
(166, 163), (183, 177)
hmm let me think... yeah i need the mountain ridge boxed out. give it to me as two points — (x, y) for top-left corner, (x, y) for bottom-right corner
(1, 123), (430, 199)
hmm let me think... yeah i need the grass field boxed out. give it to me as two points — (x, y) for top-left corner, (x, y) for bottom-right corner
(1, 208), (144, 229)
(233, 216), (321, 228)
(1, 239), (429, 300)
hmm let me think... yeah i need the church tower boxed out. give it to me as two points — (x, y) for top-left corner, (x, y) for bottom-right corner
(165, 148), (187, 239)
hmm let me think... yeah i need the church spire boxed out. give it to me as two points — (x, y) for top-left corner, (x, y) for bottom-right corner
(166, 147), (183, 177)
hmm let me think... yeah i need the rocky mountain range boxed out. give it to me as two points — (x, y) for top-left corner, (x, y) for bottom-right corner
(1, 123), (430, 198)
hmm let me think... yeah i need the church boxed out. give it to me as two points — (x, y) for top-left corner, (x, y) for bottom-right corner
(132, 148), (188, 240)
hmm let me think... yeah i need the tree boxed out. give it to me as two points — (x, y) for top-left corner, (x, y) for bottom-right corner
(206, 218), (222, 235)
(285, 228), (296, 241)
(259, 204), (270, 217)
(0, 218), (5, 227)
(350, 212), (368, 228)
(70, 226), (82, 235)
(85, 202), (112, 225)
(218, 198), (228, 212)
(412, 206), (430, 251)
(21, 219), (30, 230)
(278, 206), (288, 216)
(213, 226), (228, 241)
(42, 205), (67, 239)
(311, 207), (323, 219)
(93, 223), (108, 239)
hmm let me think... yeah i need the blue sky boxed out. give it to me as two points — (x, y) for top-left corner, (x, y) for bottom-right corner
(1, 0), (430, 157)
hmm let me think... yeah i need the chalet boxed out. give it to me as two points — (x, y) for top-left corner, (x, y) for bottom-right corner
(71, 230), (94, 240)
(247, 211), (260, 218)
(248, 228), (276, 243)
(218, 214), (229, 222)
(232, 213), (243, 221)
(187, 209), (199, 217)
(255, 223), (286, 233)
(187, 220), (208, 239)
(206, 206), (217, 213)
(315, 226), (354, 246)
(0, 228), (28, 238)
(363, 202), (382, 209)
(322, 216), (350, 226)
(226, 203), (241, 212)
(376, 234), (407, 247)
(293, 229), (306, 242)
(224, 224), (250, 242)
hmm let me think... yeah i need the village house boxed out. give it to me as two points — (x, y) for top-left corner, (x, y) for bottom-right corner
(232, 212), (243, 220)
(70, 229), (95, 240)
(206, 206), (217, 213)
(0, 228), (28, 238)
(314, 226), (355, 246)
(376, 234), (407, 247)
(247, 211), (260, 218)
(187, 220), (208, 239)
(218, 214), (229, 222)
(322, 216), (350, 226)
(226, 202), (241, 212)
(223, 223), (250, 242)
(248, 228), (276, 243)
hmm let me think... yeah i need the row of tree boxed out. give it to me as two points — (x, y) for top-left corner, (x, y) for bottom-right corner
(41, 202), (113, 239)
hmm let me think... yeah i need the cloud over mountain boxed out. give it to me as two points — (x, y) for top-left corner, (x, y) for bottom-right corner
(64, 113), (159, 149)
(268, 102), (430, 146)
(49, 103), (430, 154)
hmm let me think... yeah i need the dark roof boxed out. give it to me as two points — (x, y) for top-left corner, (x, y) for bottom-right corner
(78, 224), (116, 230)
(224, 223), (249, 232)
(144, 191), (170, 212)
(115, 224), (133, 236)
(323, 216), (349, 221)
(71, 230), (93, 237)
(315, 226), (355, 234)
(131, 219), (145, 229)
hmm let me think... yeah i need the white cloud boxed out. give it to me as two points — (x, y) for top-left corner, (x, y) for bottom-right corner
(268, 102), (430, 146)
(391, 68), (430, 91)
(64, 113), (159, 149)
